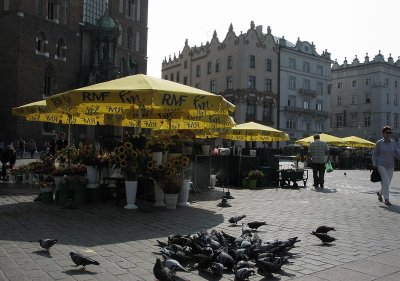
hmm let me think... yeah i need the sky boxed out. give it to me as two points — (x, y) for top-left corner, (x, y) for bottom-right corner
(146, 0), (400, 77)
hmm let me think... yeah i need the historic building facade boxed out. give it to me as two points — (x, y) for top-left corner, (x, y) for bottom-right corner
(161, 21), (332, 144)
(161, 22), (278, 128)
(278, 37), (332, 141)
(0, 0), (148, 144)
(330, 52), (400, 142)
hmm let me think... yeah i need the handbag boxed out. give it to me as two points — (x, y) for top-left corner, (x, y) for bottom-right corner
(370, 167), (381, 182)
(325, 160), (333, 173)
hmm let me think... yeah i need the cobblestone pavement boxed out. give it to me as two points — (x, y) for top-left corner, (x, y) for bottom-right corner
(1, 169), (400, 281)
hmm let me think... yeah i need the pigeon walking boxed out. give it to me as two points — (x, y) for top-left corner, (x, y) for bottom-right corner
(38, 238), (57, 252)
(315, 225), (335, 234)
(311, 231), (336, 244)
(154, 258), (174, 281)
(247, 221), (267, 230)
(228, 215), (246, 225)
(69, 252), (100, 270)
(165, 258), (188, 275)
(235, 267), (256, 280)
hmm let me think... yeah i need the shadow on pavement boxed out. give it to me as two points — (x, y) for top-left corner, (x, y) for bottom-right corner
(380, 204), (400, 214)
(311, 187), (337, 193)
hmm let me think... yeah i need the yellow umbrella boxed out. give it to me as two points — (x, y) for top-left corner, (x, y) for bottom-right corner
(222, 121), (289, 142)
(45, 74), (235, 117)
(295, 133), (345, 147)
(342, 136), (375, 148)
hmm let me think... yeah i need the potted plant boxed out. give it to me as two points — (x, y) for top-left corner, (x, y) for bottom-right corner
(146, 135), (167, 166)
(244, 169), (264, 189)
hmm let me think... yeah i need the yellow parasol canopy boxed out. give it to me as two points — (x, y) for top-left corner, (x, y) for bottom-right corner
(341, 136), (375, 148)
(295, 133), (345, 147)
(221, 121), (289, 142)
(45, 74), (235, 116)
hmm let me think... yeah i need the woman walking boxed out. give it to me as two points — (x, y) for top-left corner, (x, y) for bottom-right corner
(372, 126), (400, 206)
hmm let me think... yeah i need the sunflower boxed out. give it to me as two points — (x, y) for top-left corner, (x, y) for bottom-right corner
(157, 164), (165, 171)
(118, 146), (125, 154)
(120, 160), (128, 168)
(131, 150), (139, 159)
(117, 153), (126, 161)
(147, 161), (154, 170)
(124, 142), (133, 149)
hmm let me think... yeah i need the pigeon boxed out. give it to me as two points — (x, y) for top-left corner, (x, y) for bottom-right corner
(69, 252), (100, 270)
(315, 226), (335, 234)
(216, 251), (235, 270)
(228, 215), (246, 225)
(38, 238), (57, 251)
(235, 267), (256, 280)
(255, 259), (282, 277)
(217, 198), (231, 207)
(153, 258), (174, 281)
(210, 262), (224, 275)
(311, 231), (336, 244)
(165, 258), (188, 275)
(247, 221), (267, 230)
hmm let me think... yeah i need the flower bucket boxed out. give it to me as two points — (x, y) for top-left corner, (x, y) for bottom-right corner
(178, 180), (191, 207)
(201, 144), (210, 155)
(124, 180), (138, 209)
(182, 145), (193, 155)
(247, 179), (257, 189)
(41, 191), (53, 203)
(152, 152), (163, 166)
(210, 175), (217, 189)
(73, 184), (86, 205)
(153, 180), (165, 207)
(164, 193), (179, 210)
(86, 165), (99, 189)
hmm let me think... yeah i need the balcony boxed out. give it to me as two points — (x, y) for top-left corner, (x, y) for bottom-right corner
(298, 88), (317, 98)
(284, 106), (329, 117)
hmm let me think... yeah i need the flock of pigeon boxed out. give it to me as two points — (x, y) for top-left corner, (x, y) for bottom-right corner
(153, 214), (336, 280)
(37, 215), (336, 280)
(38, 239), (100, 270)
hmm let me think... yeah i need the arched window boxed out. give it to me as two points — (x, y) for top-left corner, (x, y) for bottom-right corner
(135, 31), (140, 52)
(36, 31), (48, 55)
(126, 27), (133, 50)
(262, 100), (272, 123)
(118, 23), (123, 46)
(56, 37), (67, 60)
(120, 57), (128, 76)
(118, 0), (124, 13)
(34, 0), (42, 15)
(47, 0), (56, 21)
(246, 99), (256, 120)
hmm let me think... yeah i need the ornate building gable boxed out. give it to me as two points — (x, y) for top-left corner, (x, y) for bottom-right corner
(220, 23), (239, 48)
(242, 21), (267, 49)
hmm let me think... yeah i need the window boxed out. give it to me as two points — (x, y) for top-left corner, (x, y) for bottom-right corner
(47, 0), (56, 21)
(265, 59), (272, 72)
(303, 62), (310, 73)
(288, 95), (296, 107)
(364, 113), (371, 126)
(365, 92), (371, 103)
(248, 76), (256, 89)
(207, 62), (212, 74)
(289, 58), (296, 69)
(316, 122), (324, 131)
(395, 95), (398, 106)
(135, 31), (140, 52)
(395, 81), (398, 88)
(246, 100), (256, 117)
(302, 120), (311, 131)
(250, 55), (255, 68)
(315, 100), (322, 111)
(316, 82), (323, 94)
(215, 59), (221, 72)
(337, 82), (343, 88)
(386, 113), (390, 125)
(184, 60), (188, 68)
(176, 71), (180, 82)
(352, 80), (358, 87)
(226, 76), (233, 90)
(394, 113), (399, 128)
(227, 56), (233, 69)
(195, 83), (201, 89)
(289, 76), (296, 89)
(387, 93), (390, 104)
(119, 0), (124, 13)
(351, 95), (357, 105)
(384, 78), (389, 86)
(327, 84), (332, 94)
(36, 32), (48, 55)
(286, 120), (296, 129)
(365, 78), (371, 85)
(44, 65), (55, 97)
(34, 0), (42, 15)
(262, 101), (272, 122)
(316, 65), (323, 75)
(264, 79), (272, 92)
(196, 65), (201, 77)
(118, 23), (123, 46)
(350, 113), (358, 127)
(303, 79), (310, 90)
(210, 80), (216, 93)
(303, 99), (310, 110)
(170, 73), (174, 81)
(336, 114), (343, 128)
(337, 96), (342, 106)
(55, 37), (66, 60)
(183, 76), (187, 85)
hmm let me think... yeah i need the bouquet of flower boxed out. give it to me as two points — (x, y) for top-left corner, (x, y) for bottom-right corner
(113, 142), (150, 181)
(146, 135), (166, 152)
(247, 169), (264, 180)
(77, 144), (101, 166)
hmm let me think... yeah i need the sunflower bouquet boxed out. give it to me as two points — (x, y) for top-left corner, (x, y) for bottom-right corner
(113, 142), (149, 181)
(148, 155), (191, 194)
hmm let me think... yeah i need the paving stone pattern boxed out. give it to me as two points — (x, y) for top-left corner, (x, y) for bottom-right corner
(0, 169), (400, 280)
